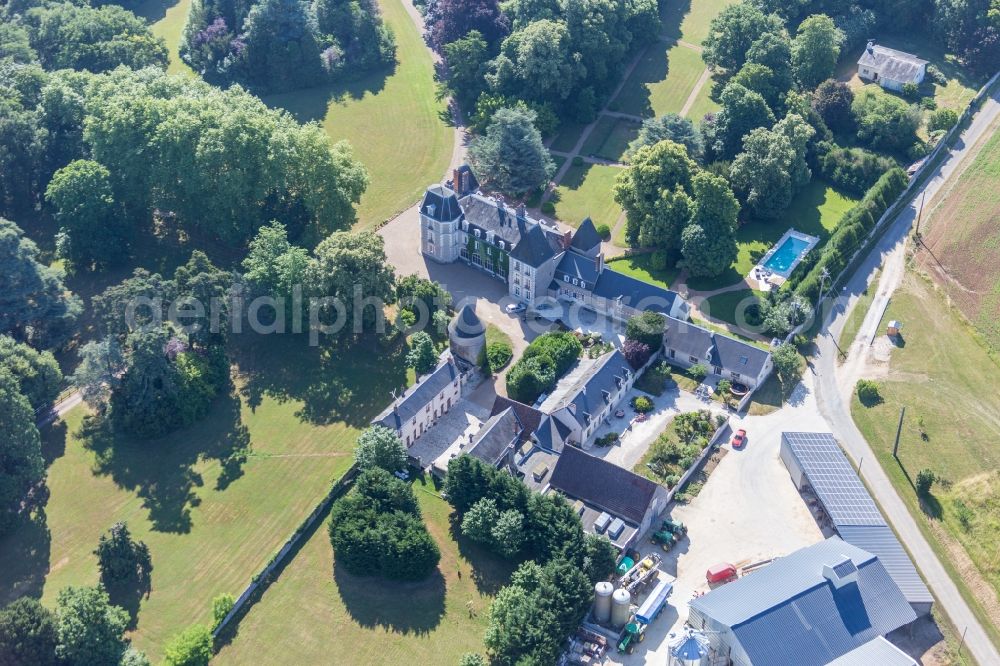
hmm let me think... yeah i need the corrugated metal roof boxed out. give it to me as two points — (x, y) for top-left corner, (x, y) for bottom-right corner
(782, 432), (933, 606)
(691, 537), (917, 666)
(827, 636), (916, 666)
(838, 525), (933, 605)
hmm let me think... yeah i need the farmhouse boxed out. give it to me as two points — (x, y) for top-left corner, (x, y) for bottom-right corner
(662, 317), (773, 389)
(419, 171), (689, 322)
(857, 41), (928, 91)
(688, 537), (918, 666)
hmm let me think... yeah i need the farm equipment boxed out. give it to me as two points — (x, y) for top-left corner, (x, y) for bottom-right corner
(651, 529), (675, 551)
(616, 576), (673, 654)
(619, 553), (662, 594)
(616, 555), (635, 576)
(661, 518), (687, 536)
(617, 619), (646, 654)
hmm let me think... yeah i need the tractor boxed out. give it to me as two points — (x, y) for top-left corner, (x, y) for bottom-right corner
(661, 518), (687, 536)
(617, 620), (646, 654)
(651, 529), (675, 551)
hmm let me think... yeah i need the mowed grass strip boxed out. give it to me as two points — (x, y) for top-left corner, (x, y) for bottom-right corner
(139, 0), (195, 75)
(612, 41), (706, 118)
(851, 273), (1000, 636)
(686, 181), (858, 291)
(213, 484), (514, 665)
(551, 163), (625, 229)
(262, 0), (452, 228)
(606, 253), (679, 289)
(664, 0), (738, 45)
(0, 338), (412, 661)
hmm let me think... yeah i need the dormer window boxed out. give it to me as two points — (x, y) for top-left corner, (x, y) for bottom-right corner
(563, 275), (570, 282)
(487, 231), (495, 243)
(474, 229), (481, 238)
(739, 355), (748, 365)
(426, 203), (436, 217)
(572, 278), (579, 286)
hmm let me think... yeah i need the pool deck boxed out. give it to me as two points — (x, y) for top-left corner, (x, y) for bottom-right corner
(747, 228), (820, 291)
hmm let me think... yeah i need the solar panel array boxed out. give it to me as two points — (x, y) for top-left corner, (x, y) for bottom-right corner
(784, 432), (886, 527)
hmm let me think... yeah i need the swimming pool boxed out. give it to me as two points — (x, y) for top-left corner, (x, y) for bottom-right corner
(762, 233), (815, 277)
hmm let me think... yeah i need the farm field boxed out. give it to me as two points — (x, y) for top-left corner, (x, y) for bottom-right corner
(686, 181), (858, 291)
(551, 163), (625, 229)
(612, 41), (706, 118)
(0, 337), (412, 661)
(851, 273), (1000, 639)
(917, 117), (1000, 352)
(213, 482), (513, 665)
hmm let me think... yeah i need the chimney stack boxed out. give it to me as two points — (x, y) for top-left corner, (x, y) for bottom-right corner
(452, 168), (462, 194)
(516, 203), (526, 219)
(595, 252), (604, 274)
(866, 39), (875, 54)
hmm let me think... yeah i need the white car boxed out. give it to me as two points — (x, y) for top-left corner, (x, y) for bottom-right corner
(505, 302), (527, 314)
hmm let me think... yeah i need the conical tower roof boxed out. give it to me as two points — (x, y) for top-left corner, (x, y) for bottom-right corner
(450, 303), (484, 340)
(571, 217), (603, 252)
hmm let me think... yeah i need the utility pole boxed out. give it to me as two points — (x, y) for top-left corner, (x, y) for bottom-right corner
(857, 456), (864, 477)
(893, 406), (906, 458)
(914, 190), (927, 241)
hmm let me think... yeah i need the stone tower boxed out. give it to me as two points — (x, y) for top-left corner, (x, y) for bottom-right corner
(419, 184), (463, 263)
(448, 303), (486, 365)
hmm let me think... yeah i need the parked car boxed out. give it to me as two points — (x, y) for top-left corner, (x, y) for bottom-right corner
(706, 562), (738, 584)
(505, 302), (527, 314)
(615, 409), (625, 418)
(731, 429), (747, 449)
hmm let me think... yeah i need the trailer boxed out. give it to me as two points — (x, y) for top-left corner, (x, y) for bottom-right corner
(635, 577), (673, 625)
(619, 553), (661, 594)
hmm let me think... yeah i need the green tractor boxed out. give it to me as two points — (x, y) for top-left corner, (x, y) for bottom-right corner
(617, 620), (646, 654)
(651, 529), (674, 551)
(661, 518), (687, 536)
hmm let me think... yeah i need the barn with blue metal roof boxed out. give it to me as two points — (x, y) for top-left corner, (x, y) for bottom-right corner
(688, 537), (917, 666)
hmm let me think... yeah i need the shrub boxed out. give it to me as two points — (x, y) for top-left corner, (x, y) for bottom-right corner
(622, 339), (652, 369)
(522, 332), (583, 376)
(596, 223), (611, 240)
(163, 625), (212, 666)
(632, 396), (653, 413)
(953, 499), (973, 530)
(901, 82), (920, 99)
(649, 249), (670, 271)
(928, 108), (958, 133)
(916, 469), (935, 496)
(772, 344), (801, 389)
(486, 342), (513, 372)
(926, 64), (947, 85)
(919, 96), (938, 110)
(541, 201), (556, 215)
(211, 593), (235, 629)
(856, 379), (881, 405)
(688, 363), (708, 381)
(626, 312), (666, 350)
(817, 142), (898, 196)
(716, 379), (732, 401)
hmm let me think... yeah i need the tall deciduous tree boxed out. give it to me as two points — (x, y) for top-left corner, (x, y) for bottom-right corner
(0, 218), (81, 348)
(488, 20), (581, 104)
(812, 79), (854, 133)
(54, 585), (130, 666)
(0, 598), (58, 666)
(681, 171), (739, 277)
(628, 114), (704, 161)
(709, 83), (775, 160)
(406, 331), (438, 375)
(46, 159), (128, 270)
(354, 425), (407, 472)
(428, 0), (509, 50)
(791, 14), (842, 89)
(702, 3), (783, 72)
(442, 30), (490, 109)
(614, 140), (697, 247)
(162, 625), (212, 666)
(0, 335), (62, 411)
(746, 30), (794, 99)
(729, 126), (796, 219)
(468, 106), (554, 196)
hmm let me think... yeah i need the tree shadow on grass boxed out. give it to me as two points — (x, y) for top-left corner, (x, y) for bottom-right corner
(0, 508), (51, 605)
(609, 42), (668, 117)
(105, 575), (151, 630)
(448, 515), (518, 597)
(261, 60), (398, 124)
(659, 0), (691, 40)
(333, 561), (446, 635)
(77, 391), (251, 533)
(232, 333), (410, 428)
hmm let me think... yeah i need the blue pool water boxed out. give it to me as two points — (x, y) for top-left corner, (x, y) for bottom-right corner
(763, 235), (811, 275)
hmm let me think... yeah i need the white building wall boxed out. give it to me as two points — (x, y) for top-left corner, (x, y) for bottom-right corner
(395, 375), (462, 448)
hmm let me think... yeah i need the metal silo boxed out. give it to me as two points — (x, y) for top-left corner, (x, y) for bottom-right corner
(593, 581), (614, 624)
(610, 588), (631, 628)
(668, 629), (710, 666)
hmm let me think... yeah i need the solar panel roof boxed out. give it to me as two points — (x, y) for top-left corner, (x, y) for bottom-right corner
(784, 432), (885, 526)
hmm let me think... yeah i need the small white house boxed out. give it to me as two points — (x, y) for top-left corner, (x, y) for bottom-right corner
(857, 41), (928, 92)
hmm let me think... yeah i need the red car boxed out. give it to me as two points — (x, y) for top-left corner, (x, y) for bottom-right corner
(731, 429), (747, 448)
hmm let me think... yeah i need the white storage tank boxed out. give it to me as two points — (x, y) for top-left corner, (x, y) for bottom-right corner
(610, 588), (631, 628)
(593, 582), (613, 624)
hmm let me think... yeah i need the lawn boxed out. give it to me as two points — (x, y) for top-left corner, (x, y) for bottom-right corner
(662, 0), (739, 45)
(550, 163), (625, 229)
(0, 335), (412, 661)
(697, 288), (765, 328)
(581, 117), (641, 163)
(138, 0), (195, 75)
(684, 71), (722, 121)
(606, 253), (679, 289)
(837, 269), (882, 352)
(550, 121), (589, 154)
(213, 481), (513, 665)
(261, 0), (452, 228)
(612, 41), (707, 118)
(686, 181), (859, 291)
(851, 273), (1000, 638)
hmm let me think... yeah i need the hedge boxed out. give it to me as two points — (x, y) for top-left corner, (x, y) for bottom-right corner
(793, 167), (908, 300)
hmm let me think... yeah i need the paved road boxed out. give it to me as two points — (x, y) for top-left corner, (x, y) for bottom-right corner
(813, 84), (1000, 666)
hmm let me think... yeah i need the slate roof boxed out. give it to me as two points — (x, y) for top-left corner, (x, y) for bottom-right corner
(421, 185), (463, 222)
(450, 304), (484, 340)
(592, 269), (682, 314)
(450, 164), (480, 195)
(858, 44), (928, 84)
(533, 413), (572, 452)
(571, 217), (603, 253)
(663, 317), (771, 378)
(509, 220), (558, 267)
(553, 350), (633, 428)
(467, 408), (520, 466)
(782, 432), (934, 607)
(555, 251), (600, 286)
(373, 357), (459, 431)
(461, 194), (528, 246)
(827, 637), (916, 666)
(549, 444), (658, 524)
(690, 537), (917, 666)
(490, 396), (544, 437)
